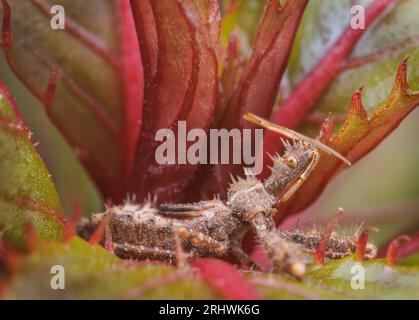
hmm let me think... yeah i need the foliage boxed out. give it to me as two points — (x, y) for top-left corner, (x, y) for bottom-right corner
(0, 0), (418, 299)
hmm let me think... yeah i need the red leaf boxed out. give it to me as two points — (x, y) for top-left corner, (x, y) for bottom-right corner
(221, 0), (308, 128)
(215, 35), (242, 124)
(191, 258), (259, 300)
(276, 61), (419, 221)
(200, 0), (308, 198)
(129, 0), (219, 202)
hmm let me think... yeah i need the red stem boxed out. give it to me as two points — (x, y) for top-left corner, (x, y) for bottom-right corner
(63, 201), (83, 242)
(386, 235), (411, 267)
(356, 227), (378, 261)
(118, 0), (144, 188)
(356, 230), (369, 262)
(24, 222), (37, 253)
(315, 209), (343, 266)
(42, 68), (58, 110)
(89, 210), (114, 245)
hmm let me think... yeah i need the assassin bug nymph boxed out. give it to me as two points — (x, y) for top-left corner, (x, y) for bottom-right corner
(78, 113), (376, 278)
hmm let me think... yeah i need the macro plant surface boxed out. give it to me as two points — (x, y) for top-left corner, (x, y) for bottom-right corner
(0, 0), (419, 299)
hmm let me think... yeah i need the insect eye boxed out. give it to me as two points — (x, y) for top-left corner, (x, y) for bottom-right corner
(285, 156), (298, 168)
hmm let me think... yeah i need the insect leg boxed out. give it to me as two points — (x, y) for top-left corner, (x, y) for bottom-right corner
(158, 203), (204, 218)
(158, 200), (224, 218)
(250, 212), (306, 279)
(230, 226), (260, 270)
(231, 245), (260, 270)
(176, 227), (229, 256)
(173, 229), (188, 269)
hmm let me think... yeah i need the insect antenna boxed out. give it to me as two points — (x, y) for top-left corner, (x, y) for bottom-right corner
(243, 113), (351, 166)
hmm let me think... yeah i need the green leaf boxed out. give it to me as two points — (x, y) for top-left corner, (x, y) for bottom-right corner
(3, 237), (419, 299)
(248, 256), (419, 299)
(309, 256), (419, 299)
(0, 81), (63, 248)
(289, 0), (419, 113)
(3, 237), (219, 299)
(220, 0), (265, 52)
(400, 253), (419, 266)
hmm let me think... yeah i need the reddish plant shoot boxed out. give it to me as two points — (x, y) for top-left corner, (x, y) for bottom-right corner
(315, 209), (343, 266)
(356, 227), (379, 262)
(386, 235), (411, 267)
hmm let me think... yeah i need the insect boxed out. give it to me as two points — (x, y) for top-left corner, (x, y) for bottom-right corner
(77, 113), (376, 278)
